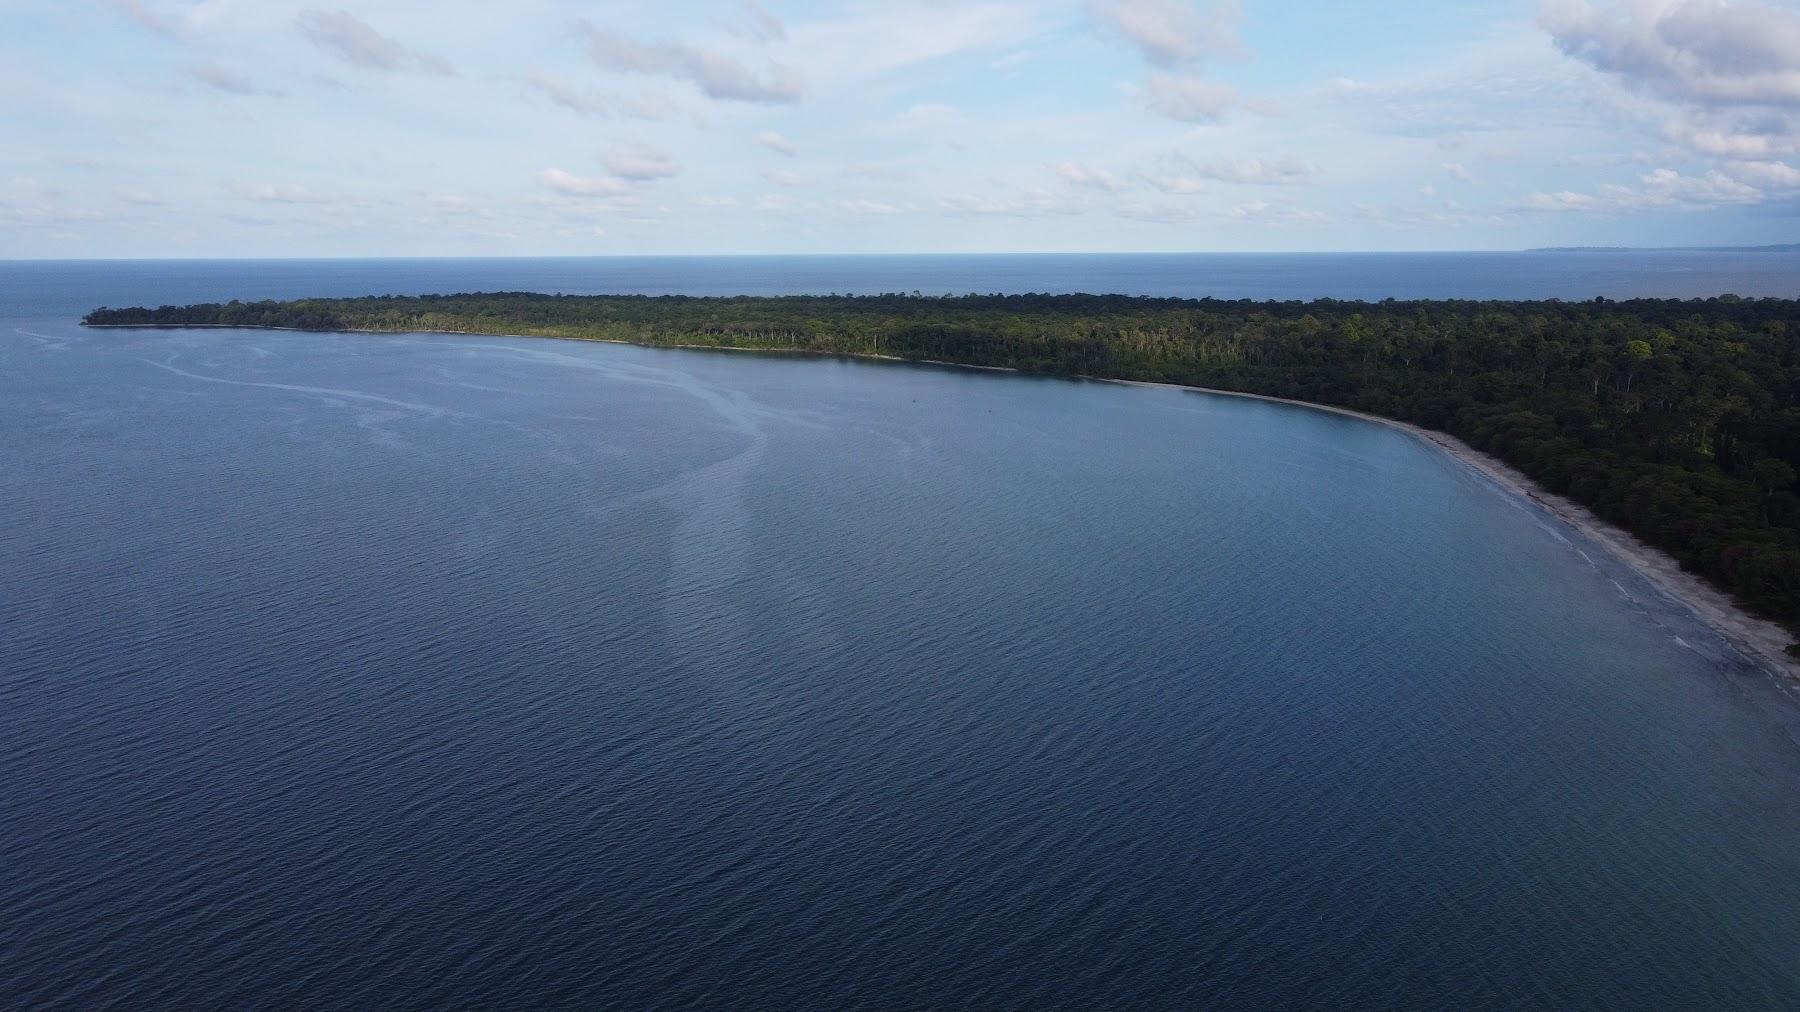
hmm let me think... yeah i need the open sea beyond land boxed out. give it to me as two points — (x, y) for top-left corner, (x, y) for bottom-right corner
(4, 252), (1800, 1008)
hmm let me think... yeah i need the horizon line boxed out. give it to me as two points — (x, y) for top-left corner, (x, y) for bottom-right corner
(4, 243), (1797, 264)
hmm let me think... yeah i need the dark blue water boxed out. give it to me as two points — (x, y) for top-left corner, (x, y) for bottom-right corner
(4, 257), (1800, 1009)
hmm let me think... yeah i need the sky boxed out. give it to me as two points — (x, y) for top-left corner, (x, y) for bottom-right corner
(4, 0), (1800, 257)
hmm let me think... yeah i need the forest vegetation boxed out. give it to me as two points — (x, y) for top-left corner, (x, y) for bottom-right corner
(85, 292), (1800, 655)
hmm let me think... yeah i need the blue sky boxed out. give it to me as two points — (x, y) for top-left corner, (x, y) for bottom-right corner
(4, 0), (1800, 256)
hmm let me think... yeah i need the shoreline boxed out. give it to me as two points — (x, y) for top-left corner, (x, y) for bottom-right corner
(86, 320), (1799, 680)
(1089, 376), (1799, 682)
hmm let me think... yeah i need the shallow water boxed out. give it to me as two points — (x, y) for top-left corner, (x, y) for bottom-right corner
(3, 258), (1800, 1008)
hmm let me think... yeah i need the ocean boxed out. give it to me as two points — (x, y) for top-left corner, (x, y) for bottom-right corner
(4, 253), (1799, 1008)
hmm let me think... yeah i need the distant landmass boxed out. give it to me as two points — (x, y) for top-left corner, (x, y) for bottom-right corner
(83, 291), (1800, 662)
(1529, 243), (1800, 253)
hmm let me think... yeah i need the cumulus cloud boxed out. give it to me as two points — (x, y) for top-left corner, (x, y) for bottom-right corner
(763, 168), (808, 186)
(1442, 161), (1477, 183)
(1641, 165), (1763, 202)
(1660, 113), (1799, 156)
(1092, 0), (1241, 67)
(602, 144), (680, 180)
(1514, 165), (1764, 211)
(575, 21), (801, 104)
(1145, 73), (1238, 122)
(1542, 0), (1800, 106)
(1095, 0), (1246, 124)
(758, 131), (798, 156)
(539, 168), (630, 198)
(1053, 162), (1131, 191)
(1725, 157), (1800, 185)
(296, 10), (453, 76)
(1542, 0), (1800, 162)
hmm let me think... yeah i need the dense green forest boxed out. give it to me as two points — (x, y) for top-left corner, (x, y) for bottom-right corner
(85, 292), (1800, 656)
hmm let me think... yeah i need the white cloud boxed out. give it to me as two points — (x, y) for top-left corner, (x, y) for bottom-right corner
(1640, 165), (1762, 202)
(763, 168), (807, 186)
(1053, 162), (1130, 191)
(296, 10), (454, 76)
(1725, 158), (1800, 186)
(575, 21), (801, 104)
(1659, 115), (1798, 156)
(241, 183), (335, 204)
(1096, 2), (1244, 126)
(1092, 0), (1241, 67)
(1516, 189), (1603, 212)
(758, 131), (798, 156)
(602, 144), (680, 181)
(539, 168), (630, 198)
(1145, 73), (1238, 122)
(1542, 1), (1800, 166)
(1542, 0), (1800, 107)
(1178, 156), (1315, 184)
(1513, 165), (1764, 212)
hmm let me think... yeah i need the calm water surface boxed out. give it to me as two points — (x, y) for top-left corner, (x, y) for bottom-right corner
(3, 257), (1800, 1008)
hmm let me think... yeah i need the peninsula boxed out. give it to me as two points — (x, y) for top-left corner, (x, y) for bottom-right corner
(85, 292), (1800, 668)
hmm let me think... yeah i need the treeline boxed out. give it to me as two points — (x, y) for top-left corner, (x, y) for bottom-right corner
(85, 292), (1800, 654)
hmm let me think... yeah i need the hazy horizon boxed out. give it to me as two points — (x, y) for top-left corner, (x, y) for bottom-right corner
(7, 242), (1800, 264)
